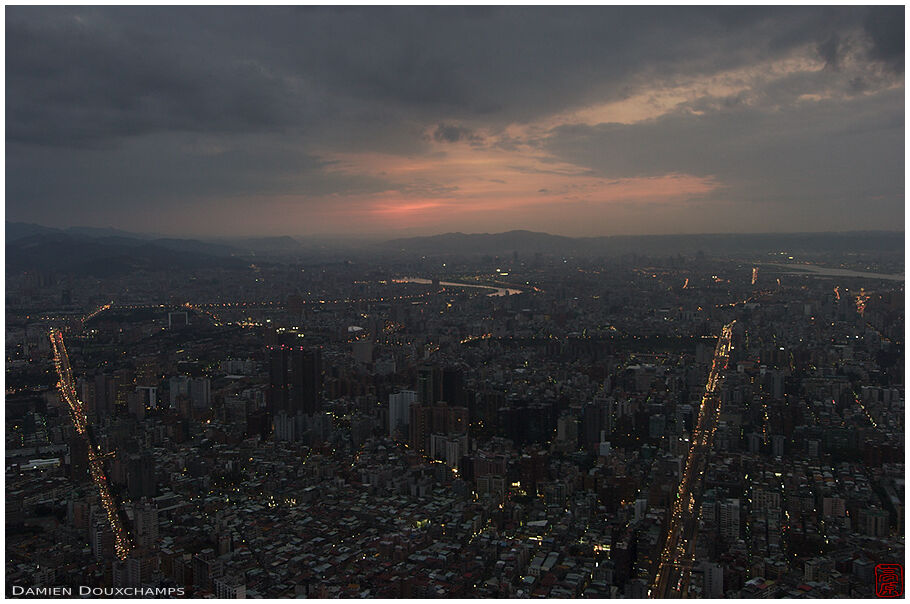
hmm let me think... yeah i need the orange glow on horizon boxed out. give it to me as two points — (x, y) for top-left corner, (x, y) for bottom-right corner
(211, 50), (861, 234)
(371, 201), (445, 214)
(319, 140), (722, 228)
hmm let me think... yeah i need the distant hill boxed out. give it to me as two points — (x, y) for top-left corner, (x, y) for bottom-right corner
(6, 232), (241, 277)
(150, 238), (240, 257)
(7, 222), (903, 267)
(4, 221), (320, 275)
(383, 230), (582, 254)
(5, 221), (306, 256)
(382, 229), (904, 257)
(65, 225), (158, 240)
(6, 221), (60, 242)
(6, 222), (162, 242)
(217, 236), (303, 254)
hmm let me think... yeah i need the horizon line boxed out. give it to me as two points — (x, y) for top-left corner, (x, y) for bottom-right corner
(6, 220), (906, 242)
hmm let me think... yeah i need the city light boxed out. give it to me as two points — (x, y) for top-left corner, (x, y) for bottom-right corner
(49, 328), (132, 560)
(651, 321), (734, 598)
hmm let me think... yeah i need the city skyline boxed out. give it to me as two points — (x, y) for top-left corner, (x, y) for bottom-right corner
(9, 243), (904, 597)
(7, 6), (905, 238)
(6, 8), (905, 596)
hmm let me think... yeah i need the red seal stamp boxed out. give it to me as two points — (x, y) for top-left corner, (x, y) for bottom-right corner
(876, 564), (903, 598)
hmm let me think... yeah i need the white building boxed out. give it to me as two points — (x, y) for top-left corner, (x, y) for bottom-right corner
(719, 498), (741, 541)
(214, 577), (246, 599)
(704, 562), (724, 598)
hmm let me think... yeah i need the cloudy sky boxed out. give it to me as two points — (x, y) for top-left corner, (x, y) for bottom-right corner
(6, 6), (905, 238)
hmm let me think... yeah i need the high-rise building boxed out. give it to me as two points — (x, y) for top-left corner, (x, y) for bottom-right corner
(822, 495), (846, 518)
(519, 449), (549, 497)
(389, 390), (417, 439)
(771, 433), (785, 458)
(169, 376), (210, 413)
(290, 348), (322, 415)
(409, 401), (468, 453)
(862, 507), (889, 537)
(429, 432), (469, 468)
(113, 553), (158, 588)
(753, 486), (781, 512)
(133, 499), (159, 549)
(268, 346), (323, 415)
(417, 363), (442, 404)
(649, 413), (666, 439)
(556, 414), (579, 451)
(92, 523), (114, 560)
(128, 453), (156, 500)
(474, 450), (508, 478)
(582, 397), (614, 451)
(169, 376), (190, 408)
(500, 401), (555, 446)
(68, 437), (89, 481)
(410, 404), (430, 451)
(704, 562), (724, 598)
(351, 340), (373, 364)
(803, 558), (833, 582)
(189, 378), (211, 410)
(135, 386), (158, 409)
(94, 374), (118, 416)
(214, 576), (247, 599)
(193, 549), (223, 592)
(267, 346), (289, 412)
(78, 378), (97, 415)
(442, 366), (465, 406)
(719, 498), (741, 541)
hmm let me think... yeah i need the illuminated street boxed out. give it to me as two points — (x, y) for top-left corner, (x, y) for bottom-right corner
(5, 5), (904, 597)
(650, 321), (735, 598)
(49, 328), (131, 560)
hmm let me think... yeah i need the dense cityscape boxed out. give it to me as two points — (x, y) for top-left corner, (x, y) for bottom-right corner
(6, 5), (905, 600)
(6, 231), (904, 598)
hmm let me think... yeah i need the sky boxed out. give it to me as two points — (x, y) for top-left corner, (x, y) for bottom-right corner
(6, 6), (905, 238)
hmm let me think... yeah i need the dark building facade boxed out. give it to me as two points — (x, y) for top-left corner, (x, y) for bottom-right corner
(267, 346), (323, 415)
(417, 363), (442, 405)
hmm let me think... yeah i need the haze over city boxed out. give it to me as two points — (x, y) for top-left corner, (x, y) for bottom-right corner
(7, 6), (905, 238)
(5, 5), (906, 601)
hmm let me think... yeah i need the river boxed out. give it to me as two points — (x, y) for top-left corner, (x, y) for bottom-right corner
(762, 263), (904, 282)
(395, 277), (524, 297)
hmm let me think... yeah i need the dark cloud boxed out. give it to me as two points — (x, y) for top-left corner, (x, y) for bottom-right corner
(6, 9), (319, 148)
(5, 6), (904, 236)
(817, 33), (846, 70)
(864, 6), (905, 72)
(544, 87), (904, 225)
(432, 124), (479, 144)
(6, 133), (392, 213)
(9, 6), (894, 147)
